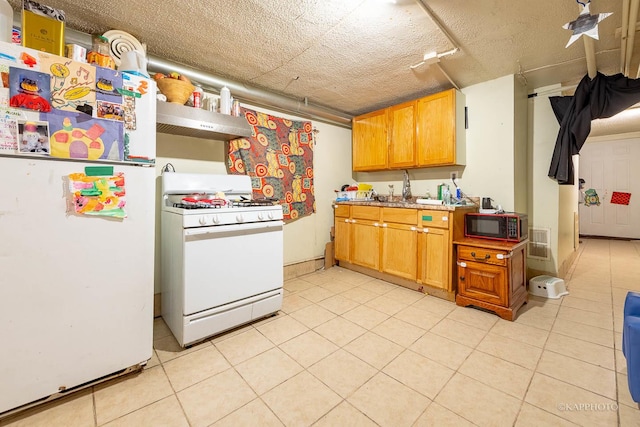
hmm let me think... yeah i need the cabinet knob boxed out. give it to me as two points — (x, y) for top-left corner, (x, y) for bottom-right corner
(382, 223), (388, 228)
(410, 226), (417, 231)
(460, 276), (465, 281)
(352, 219), (357, 223)
(344, 219), (349, 223)
(374, 222), (380, 227)
(423, 228), (429, 233)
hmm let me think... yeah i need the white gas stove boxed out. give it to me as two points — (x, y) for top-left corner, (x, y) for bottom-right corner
(160, 172), (284, 347)
(161, 172), (284, 226)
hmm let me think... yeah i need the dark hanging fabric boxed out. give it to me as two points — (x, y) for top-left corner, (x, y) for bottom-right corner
(549, 96), (573, 124)
(548, 72), (640, 185)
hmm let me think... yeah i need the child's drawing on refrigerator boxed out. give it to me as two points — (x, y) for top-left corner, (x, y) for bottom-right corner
(68, 172), (127, 219)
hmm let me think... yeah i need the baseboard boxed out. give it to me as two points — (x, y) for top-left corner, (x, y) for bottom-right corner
(337, 261), (455, 302)
(284, 258), (325, 281)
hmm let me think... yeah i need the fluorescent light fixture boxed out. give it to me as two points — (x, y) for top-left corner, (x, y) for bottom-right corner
(410, 48), (459, 69)
(422, 51), (440, 65)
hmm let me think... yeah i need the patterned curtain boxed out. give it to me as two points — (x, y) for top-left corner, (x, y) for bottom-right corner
(228, 107), (315, 221)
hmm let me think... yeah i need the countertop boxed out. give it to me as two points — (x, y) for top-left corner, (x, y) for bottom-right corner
(335, 200), (478, 212)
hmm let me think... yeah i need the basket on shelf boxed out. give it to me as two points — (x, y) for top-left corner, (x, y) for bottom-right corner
(156, 78), (195, 105)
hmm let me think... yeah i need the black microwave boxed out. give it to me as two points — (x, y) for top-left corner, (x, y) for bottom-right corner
(464, 213), (528, 242)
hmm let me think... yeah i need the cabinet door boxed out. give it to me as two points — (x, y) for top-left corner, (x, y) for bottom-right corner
(416, 89), (456, 166)
(388, 101), (416, 168)
(419, 227), (450, 290)
(381, 223), (418, 280)
(352, 109), (388, 171)
(351, 220), (380, 270)
(334, 216), (351, 262)
(457, 260), (507, 307)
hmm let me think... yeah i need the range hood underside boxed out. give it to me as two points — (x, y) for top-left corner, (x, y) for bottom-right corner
(156, 101), (253, 141)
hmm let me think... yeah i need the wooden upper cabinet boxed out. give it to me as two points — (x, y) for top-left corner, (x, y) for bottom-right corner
(416, 89), (466, 167)
(388, 101), (416, 168)
(352, 109), (388, 171)
(352, 88), (465, 171)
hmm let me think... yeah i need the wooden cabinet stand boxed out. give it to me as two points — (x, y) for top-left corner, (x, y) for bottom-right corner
(454, 238), (528, 321)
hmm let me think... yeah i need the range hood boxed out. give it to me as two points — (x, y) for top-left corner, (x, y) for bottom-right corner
(156, 101), (253, 140)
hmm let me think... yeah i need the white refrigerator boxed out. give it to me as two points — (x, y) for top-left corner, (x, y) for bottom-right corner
(0, 41), (156, 414)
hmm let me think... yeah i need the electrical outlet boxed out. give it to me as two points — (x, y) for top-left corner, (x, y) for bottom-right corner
(450, 171), (458, 180)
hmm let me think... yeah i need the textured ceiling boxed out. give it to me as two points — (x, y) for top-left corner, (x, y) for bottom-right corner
(7, 0), (639, 117)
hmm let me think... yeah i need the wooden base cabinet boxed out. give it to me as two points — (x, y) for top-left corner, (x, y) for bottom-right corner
(381, 213), (419, 281)
(351, 220), (380, 270)
(419, 227), (450, 290)
(454, 238), (528, 321)
(334, 203), (475, 300)
(334, 205), (351, 261)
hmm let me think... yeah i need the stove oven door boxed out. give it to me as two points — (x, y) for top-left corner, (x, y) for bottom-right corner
(182, 221), (284, 315)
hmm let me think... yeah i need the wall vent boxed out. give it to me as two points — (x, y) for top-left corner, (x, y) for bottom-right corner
(528, 227), (551, 260)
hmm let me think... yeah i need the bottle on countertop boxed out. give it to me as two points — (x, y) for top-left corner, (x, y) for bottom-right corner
(0, 0), (13, 43)
(442, 185), (451, 205)
(219, 86), (231, 115)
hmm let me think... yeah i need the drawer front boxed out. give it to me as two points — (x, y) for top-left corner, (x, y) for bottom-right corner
(382, 207), (418, 225)
(352, 205), (380, 221)
(335, 204), (350, 217)
(420, 210), (450, 229)
(457, 245), (507, 266)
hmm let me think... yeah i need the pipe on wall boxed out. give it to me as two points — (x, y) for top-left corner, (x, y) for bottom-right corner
(622, 0), (630, 74)
(64, 28), (353, 129)
(147, 57), (353, 128)
(626, 0), (640, 76)
(578, 4), (598, 79)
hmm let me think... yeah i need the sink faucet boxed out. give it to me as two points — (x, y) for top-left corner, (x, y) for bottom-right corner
(402, 169), (412, 201)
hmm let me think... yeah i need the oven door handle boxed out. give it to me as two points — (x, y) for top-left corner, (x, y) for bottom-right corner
(184, 221), (284, 237)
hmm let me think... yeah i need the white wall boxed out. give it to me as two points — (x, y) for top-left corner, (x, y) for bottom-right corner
(514, 77), (528, 214)
(461, 75), (517, 210)
(153, 104), (353, 293)
(281, 119), (352, 265)
(529, 89), (558, 273)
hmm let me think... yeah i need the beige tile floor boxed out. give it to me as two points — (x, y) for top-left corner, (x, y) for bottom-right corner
(2, 238), (640, 427)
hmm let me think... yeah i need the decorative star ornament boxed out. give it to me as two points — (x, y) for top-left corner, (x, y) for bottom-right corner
(563, 2), (612, 48)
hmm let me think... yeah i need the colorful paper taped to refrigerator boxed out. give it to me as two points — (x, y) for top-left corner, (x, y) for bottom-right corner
(68, 172), (127, 218)
(41, 109), (124, 160)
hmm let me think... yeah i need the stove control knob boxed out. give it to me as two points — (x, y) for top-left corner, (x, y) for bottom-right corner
(258, 212), (265, 221)
(212, 215), (220, 224)
(199, 216), (208, 226)
(268, 211), (274, 220)
(236, 214), (244, 223)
